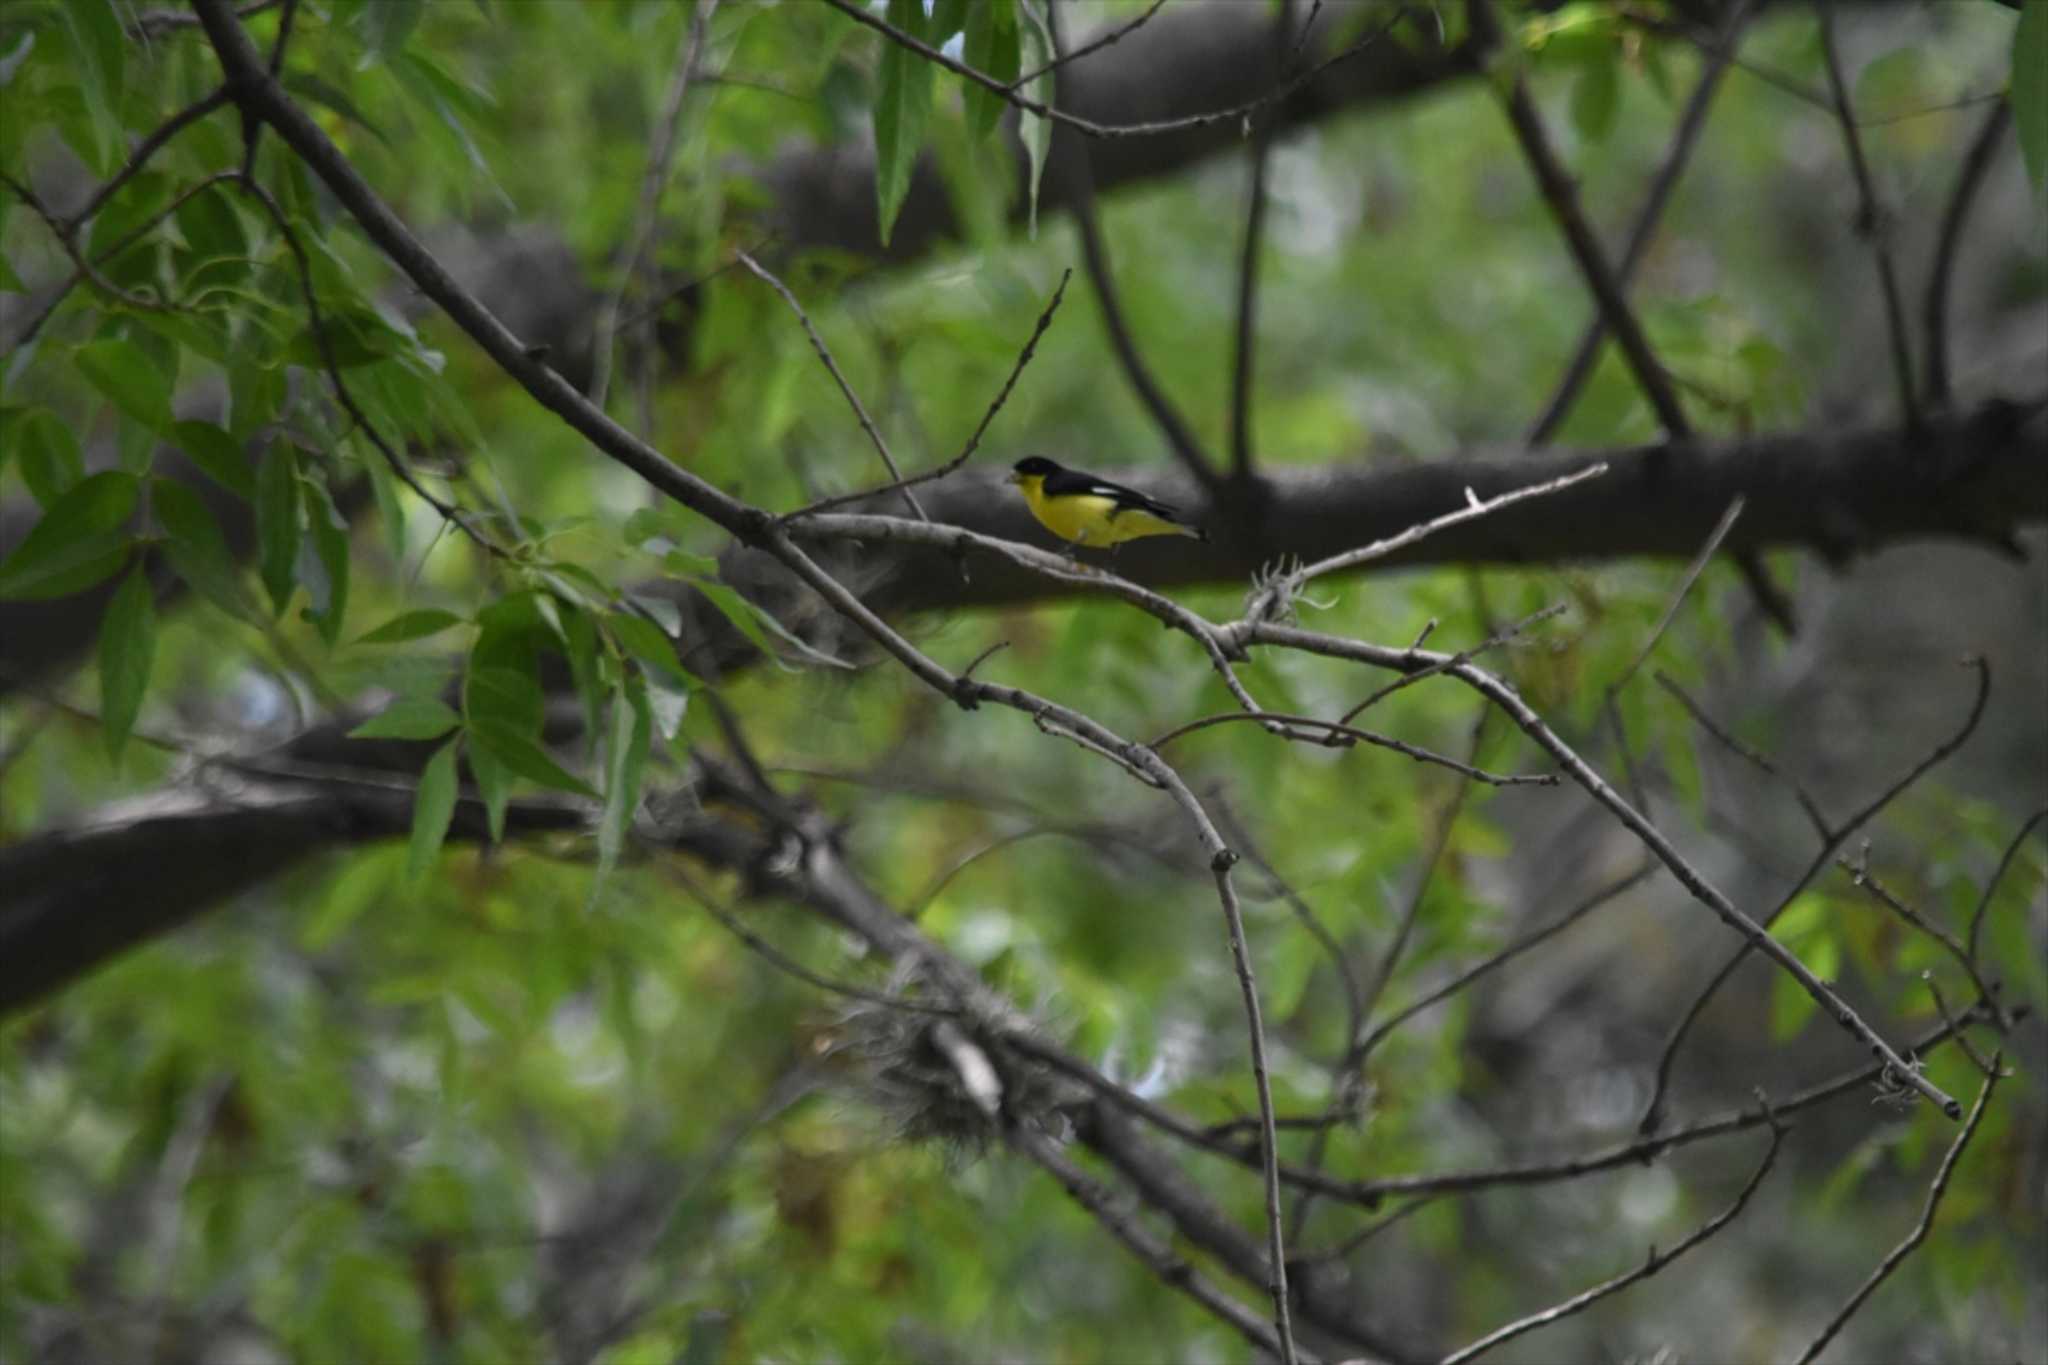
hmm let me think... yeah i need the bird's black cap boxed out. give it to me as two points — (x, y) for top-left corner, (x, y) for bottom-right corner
(1011, 456), (1060, 476)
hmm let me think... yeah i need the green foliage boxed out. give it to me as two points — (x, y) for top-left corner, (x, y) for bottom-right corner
(1, 1), (2040, 1361)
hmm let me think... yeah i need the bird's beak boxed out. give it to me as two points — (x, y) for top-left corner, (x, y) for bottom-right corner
(1006, 471), (1022, 485)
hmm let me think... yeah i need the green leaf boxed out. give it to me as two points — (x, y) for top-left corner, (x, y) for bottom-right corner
(0, 249), (23, 293)
(301, 465), (350, 647)
(595, 677), (652, 898)
(644, 669), (690, 744)
(468, 741), (511, 844)
(467, 719), (598, 799)
(607, 610), (694, 684)
(76, 338), (174, 435)
(98, 566), (157, 760)
(873, 0), (934, 247)
(12, 408), (85, 506)
(931, 0), (969, 45)
(962, 0), (1020, 139)
(350, 698), (461, 741)
(689, 578), (853, 671)
(58, 0), (123, 171)
(171, 420), (256, 500)
(2014, 0), (2048, 197)
(282, 72), (394, 146)
(1570, 53), (1618, 144)
(358, 609), (468, 645)
(256, 441), (301, 615)
(0, 470), (135, 600)
(152, 477), (261, 623)
(407, 739), (461, 883)
(1016, 1), (1054, 237)
(174, 183), (248, 263)
(364, 0), (426, 61)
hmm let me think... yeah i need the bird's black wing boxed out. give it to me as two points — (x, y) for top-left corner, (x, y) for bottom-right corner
(1040, 467), (1185, 521)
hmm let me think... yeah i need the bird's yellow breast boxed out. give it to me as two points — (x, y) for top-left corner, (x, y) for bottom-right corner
(1015, 477), (1184, 547)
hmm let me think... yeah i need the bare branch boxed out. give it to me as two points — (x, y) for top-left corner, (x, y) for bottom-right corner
(1244, 622), (1965, 1121)
(781, 269), (1071, 521)
(1638, 657), (1991, 1133)
(1528, 0), (1751, 446)
(738, 250), (929, 523)
(1485, 0), (1690, 440)
(1792, 1060), (2003, 1365)
(1440, 1121), (1785, 1365)
(588, 0), (719, 410)
(1009, 0), (1171, 90)
(1358, 862), (1655, 1058)
(1967, 806), (2048, 964)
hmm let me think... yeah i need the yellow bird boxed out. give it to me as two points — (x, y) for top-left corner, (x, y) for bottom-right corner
(1007, 456), (1208, 551)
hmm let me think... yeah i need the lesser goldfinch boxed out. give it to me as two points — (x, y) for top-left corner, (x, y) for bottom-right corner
(1007, 456), (1208, 551)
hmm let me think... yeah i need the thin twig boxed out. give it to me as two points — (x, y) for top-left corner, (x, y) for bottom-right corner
(1816, 1), (1920, 430)
(1921, 99), (2011, 408)
(1922, 975), (1998, 1080)
(588, 0), (719, 411)
(1612, 495), (1744, 693)
(1792, 1060), (2002, 1365)
(1046, 1), (1218, 493)
(1440, 1120), (1785, 1365)
(1249, 622), (1966, 1120)
(1836, 853), (1999, 1018)
(1229, 2), (1291, 482)
(737, 250), (928, 522)
(1247, 464), (1608, 621)
(1148, 708), (1554, 787)
(1528, 0), (1750, 445)
(1966, 806), (2048, 964)
(1008, 0), (1171, 90)
(1637, 657), (1990, 1132)
(1340, 602), (1569, 722)
(822, 0), (1392, 142)
(667, 864), (957, 1017)
(781, 270), (1071, 521)
(1655, 671), (1832, 840)
(1359, 862), (1655, 1057)
(1006, 1125), (1317, 1364)
(1488, 0), (1690, 440)
(236, 177), (514, 564)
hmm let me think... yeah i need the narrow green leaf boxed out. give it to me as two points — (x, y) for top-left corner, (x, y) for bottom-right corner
(0, 470), (136, 600)
(1017, 2), (1054, 237)
(466, 663), (545, 735)
(962, 0), (1020, 139)
(301, 473), (351, 644)
(174, 183), (248, 262)
(282, 72), (394, 146)
(407, 739), (461, 883)
(468, 742), (511, 844)
(874, 0), (934, 247)
(607, 610), (694, 684)
(1570, 54), (1618, 144)
(76, 338), (174, 435)
(2014, 0), (2048, 197)
(153, 477), (262, 623)
(14, 408), (84, 506)
(644, 668), (691, 744)
(171, 420), (256, 500)
(594, 677), (652, 897)
(358, 609), (467, 645)
(931, 0), (969, 45)
(58, 0), (123, 170)
(350, 697), (461, 741)
(98, 566), (157, 760)
(468, 718), (598, 799)
(0, 249), (22, 293)
(256, 441), (301, 616)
